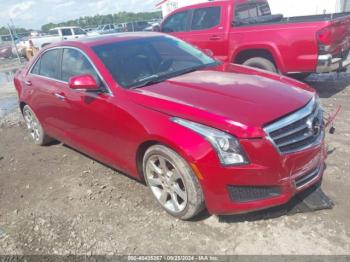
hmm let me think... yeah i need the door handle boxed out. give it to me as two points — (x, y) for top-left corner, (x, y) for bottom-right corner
(54, 93), (65, 101)
(25, 80), (32, 86)
(209, 35), (221, 41)
(63, 37), (68, 40)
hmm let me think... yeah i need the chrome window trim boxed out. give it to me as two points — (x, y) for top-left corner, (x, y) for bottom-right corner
(264, 96), (324, 155)
(28, 46), (114, 96)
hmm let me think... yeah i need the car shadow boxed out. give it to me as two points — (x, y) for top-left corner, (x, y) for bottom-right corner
(304, 72), (350, 98)
(193, 184), (334, 223)
(61, 143), (145, 185)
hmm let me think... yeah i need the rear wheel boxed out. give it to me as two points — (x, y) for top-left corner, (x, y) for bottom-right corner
(242, 57), (277, 73)
(22, 105), (53, 146)
(143, 145), (205, 220)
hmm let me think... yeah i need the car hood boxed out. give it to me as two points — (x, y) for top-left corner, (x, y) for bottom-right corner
(128, 70), (314, 138)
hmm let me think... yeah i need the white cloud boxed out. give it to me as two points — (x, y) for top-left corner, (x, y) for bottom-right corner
(0, 0), (159, 29)
(9, 1), (35, 19)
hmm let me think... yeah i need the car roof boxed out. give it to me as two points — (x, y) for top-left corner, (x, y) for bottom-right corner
(49, 32), (166, 49)
(51, 26), (79, 30)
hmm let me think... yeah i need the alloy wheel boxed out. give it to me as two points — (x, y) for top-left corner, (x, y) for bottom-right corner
(145, 155), (188, 213)
(23, 108), (41, 142)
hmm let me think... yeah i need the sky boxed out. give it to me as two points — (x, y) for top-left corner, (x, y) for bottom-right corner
(0, 0), (160, 29)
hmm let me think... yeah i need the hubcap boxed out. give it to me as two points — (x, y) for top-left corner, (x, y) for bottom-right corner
(145, 155), (187, 213)
(23, 109), (40, 142)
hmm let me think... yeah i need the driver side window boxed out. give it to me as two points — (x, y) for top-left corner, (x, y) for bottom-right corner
(162, 11), (189, 33)
(60, 48), (102, 87)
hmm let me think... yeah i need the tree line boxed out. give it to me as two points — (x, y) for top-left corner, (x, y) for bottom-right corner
(41, 11), (162, 32)
(0, 10), (162, 36)
(0, 26), (29, 36)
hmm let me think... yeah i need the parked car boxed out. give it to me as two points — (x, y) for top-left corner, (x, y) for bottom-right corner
(14, 33), (327, 219)
(83, 27), (97, 33)
(160, 0), (350, 75)
(89, 24), (118, 35)
(126, 21), (152, 32)
(0, 45), (12, 59)
(29, 26), (87, 49)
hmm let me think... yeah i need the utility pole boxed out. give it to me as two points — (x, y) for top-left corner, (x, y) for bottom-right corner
(7, 24), (21, 64)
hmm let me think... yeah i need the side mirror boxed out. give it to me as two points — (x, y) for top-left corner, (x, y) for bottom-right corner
(69, 74), (100, 92)
(202, 49), (214, 57)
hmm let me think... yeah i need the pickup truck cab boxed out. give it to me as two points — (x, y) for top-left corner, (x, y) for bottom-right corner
(160, 0), (350, 75)
(30, 27), (87, 49)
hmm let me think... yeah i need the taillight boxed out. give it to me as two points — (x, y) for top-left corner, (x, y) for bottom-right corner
(317, 27), (333, 45)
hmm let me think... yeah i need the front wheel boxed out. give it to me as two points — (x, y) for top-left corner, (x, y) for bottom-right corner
(143, 145), (205, 220)
(242, 57), (277, 73)
(22, 105), (53, 146)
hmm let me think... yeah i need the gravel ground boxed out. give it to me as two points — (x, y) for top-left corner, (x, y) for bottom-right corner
(0, 72), (350, 255)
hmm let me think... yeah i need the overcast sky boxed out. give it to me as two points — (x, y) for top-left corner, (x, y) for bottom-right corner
(0, 0), (160, 29)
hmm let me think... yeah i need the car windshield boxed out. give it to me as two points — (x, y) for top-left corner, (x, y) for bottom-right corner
(92, 35), (218, 88)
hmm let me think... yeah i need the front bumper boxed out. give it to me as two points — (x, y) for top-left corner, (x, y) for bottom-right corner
(316, 53), (350, 73)
(195, 137), (327, 215)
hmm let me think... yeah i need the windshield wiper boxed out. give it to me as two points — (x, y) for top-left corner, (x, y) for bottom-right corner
(165, 62), (220, 79)
(129, 62), (220, 89)
(129, 74), (165, 89)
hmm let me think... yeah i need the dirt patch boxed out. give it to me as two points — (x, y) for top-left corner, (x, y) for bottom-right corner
(0, 73), (350, 255)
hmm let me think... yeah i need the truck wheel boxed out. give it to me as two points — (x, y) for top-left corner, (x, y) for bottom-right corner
(243, 57), (277, 73)
(22, 105), (53, 146)
(143, 145), (205, 220)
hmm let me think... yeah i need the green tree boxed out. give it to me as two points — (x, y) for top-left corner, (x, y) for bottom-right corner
(40, 11), (162, 32)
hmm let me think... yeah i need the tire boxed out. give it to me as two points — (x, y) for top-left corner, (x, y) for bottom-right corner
(22, 105), (53, 146)
(242, 57), (277, 73)
(143, 145), (205, 220)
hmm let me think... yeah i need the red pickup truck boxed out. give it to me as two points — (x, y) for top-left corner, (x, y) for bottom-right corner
(160, 0), (350, 75)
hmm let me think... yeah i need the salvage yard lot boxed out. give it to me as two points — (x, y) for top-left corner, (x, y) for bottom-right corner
(0, 72), (350, 255)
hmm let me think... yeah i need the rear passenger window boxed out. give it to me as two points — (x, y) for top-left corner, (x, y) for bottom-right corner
(39, 49), (60, 79)
(162, 11), (189, 32)
(191, 7), (221, 30)
(234, 2), (271, 20)
(73, 28), (86, 35)
(61, 29), (72, 36)
(61, 48), (99, 83)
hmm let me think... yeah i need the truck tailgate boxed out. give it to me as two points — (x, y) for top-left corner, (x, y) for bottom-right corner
(327, 15), (350, 55)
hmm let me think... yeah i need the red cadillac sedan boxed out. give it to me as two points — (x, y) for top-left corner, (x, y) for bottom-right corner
(14, 33), (326, 219)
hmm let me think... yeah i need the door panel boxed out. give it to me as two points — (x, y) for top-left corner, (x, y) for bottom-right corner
(53, 47), (127, 168)
(162, 6), (229, 62)
(50, 82), (122, 167)
(186, 6), (229, 61)
(24, 49), (67, 139)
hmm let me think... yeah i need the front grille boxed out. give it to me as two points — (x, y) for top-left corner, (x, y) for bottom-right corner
(227, 185), (281, 203)
(264, 97), (324, 154)
(295, 165), (321, 188)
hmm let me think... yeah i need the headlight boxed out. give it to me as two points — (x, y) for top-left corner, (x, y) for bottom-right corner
(172, 118), (249, 166)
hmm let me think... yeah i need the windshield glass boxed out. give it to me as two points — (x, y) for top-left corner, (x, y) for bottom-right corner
(92, 36), (217, 88)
